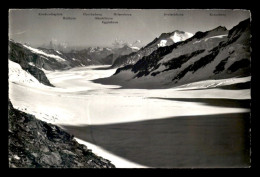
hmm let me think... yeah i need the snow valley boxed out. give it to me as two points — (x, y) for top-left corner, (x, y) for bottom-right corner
(8, 10), (251, 168)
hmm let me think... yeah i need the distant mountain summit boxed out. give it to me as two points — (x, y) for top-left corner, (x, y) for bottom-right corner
(111, 30), (193, 68)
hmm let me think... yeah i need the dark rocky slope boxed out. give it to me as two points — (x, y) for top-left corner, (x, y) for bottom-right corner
(171, 18), (251, 84)
(8, 100), (115, 168)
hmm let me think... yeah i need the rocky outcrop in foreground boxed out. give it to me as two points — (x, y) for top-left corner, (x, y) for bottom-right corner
(8, 100), (115, 168)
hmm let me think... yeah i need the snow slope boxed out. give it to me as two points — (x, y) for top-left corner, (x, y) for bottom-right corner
(8, 60), (42, 86)
(193, 34), (228, 44)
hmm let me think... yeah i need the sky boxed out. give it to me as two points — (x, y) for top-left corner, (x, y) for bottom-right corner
(9, 9), (250, 48)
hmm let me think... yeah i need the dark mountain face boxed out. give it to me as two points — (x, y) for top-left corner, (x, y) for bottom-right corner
(9, 41), (71, 70)
(170, 19), (250, 85)
(114, 45), (138, 56)
(9, 41), (54, 86)
(111, 30), (193, 69)
(107, 18), (250, 88)
(130, 45), (180, 78)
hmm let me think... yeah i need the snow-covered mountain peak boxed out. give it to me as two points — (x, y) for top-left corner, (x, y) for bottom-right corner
(170, 31), (193, 43)
(156, 30), (193, 47)
(157, 30), (193, 41)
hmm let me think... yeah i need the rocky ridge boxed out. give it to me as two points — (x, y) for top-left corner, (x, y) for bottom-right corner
(8, 100), (115, 168)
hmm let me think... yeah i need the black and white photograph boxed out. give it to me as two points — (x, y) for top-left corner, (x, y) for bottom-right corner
(8, 9), (251, 168)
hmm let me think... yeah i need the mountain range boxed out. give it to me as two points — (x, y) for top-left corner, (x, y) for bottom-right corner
(8, 41), (139, 86)
(9, 18), (250, 89)
(95, 18), (251, 89)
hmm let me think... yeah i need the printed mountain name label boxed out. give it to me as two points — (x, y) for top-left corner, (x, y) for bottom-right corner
(164, 13), (184, 16)
(63, 17), (76, 20)
(113, 13), (132, 16)
(83, 13), (102, 16)
(38, 13), (62, 16)
(102, 21), (118, 24)
(210, 13), (226, 16)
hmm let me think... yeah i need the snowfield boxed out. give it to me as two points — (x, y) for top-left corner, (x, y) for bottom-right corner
(193, 34), (228, 44)
(8, 63), (251, 168)
(56, 50), (62, 55)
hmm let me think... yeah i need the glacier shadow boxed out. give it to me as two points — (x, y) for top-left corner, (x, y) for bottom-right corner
(62, 112), (250, 168)
(92, 76), (251, 90)
(92, 77), (171, 89)
(90, 66), (113, 70)
(148, 97), (251, 109)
